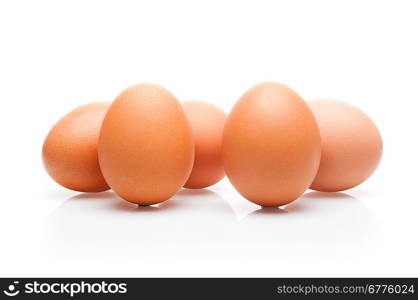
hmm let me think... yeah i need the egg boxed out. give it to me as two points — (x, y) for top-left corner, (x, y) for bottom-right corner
(222, 82), (321, 207)
(42, 102), (110, 192)
(98, 83), (194, 205)
(308, 99), (383, 192)
(182, 101), (227, 189)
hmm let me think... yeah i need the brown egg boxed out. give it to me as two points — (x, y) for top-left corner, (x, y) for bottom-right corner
(98, 83), (194, 205)
(308, 99), (383, 192)
(222, 82), (321, 207)
(182, 101), (227, 189)
(42, 102), (110, 192)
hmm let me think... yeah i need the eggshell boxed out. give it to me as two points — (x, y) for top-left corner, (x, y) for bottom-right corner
(42, 102), (110, 192)
(182, 101), (227, 189)
(222, 82), (321, 207)
(98, 83), (194, 205)
(308, 99), (383, 192)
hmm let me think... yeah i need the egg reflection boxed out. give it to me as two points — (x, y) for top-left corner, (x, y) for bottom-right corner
(238, 191), (378, 255)
(45, 189), (235, 256)
(45, 190), (377, 266)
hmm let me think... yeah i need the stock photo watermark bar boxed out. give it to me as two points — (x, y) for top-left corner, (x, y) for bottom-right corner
(0, 278), (416, 299)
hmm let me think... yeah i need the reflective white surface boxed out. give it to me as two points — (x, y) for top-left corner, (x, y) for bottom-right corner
(2, 175), (415, 277)
(1, 152), (418, 277)
(46, 188), (376, 259)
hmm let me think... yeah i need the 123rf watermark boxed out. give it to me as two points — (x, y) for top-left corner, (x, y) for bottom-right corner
(2, 280), (127, 297)
(277, 283), (415, 296)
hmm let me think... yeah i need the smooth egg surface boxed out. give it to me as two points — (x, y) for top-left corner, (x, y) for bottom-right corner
(42, 102), (110, 192)
(182, 101), (227, 189)
(98, 83), (194, 205)
(308, 99), (383, 192)
(222, 82), (321, 207)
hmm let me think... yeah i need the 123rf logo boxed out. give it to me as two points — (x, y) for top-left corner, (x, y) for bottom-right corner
(2, 281), (127, 297)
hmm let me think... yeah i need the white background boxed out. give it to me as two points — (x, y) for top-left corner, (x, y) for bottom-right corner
(0, 0), (417, 277)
